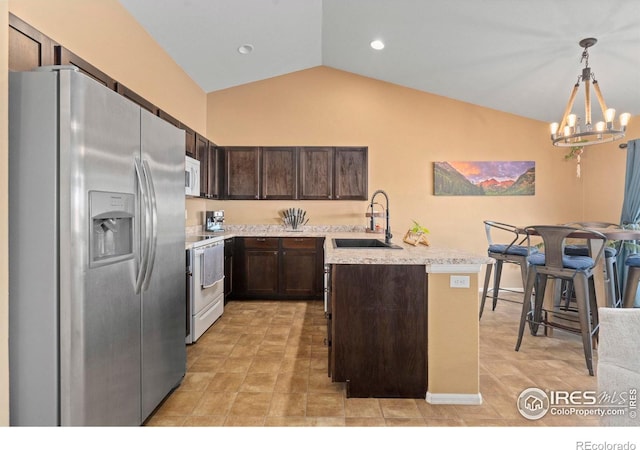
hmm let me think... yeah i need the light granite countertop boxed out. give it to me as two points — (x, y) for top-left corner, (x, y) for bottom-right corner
(186, 225), (492, 268)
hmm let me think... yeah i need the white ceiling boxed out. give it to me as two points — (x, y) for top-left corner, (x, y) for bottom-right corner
(118, 0), (640, 123)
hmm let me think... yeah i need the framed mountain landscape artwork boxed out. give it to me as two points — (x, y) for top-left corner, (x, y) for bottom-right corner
(433, 161), (535, 196)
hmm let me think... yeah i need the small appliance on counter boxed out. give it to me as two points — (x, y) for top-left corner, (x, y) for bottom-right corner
(205, 210), (224, 232)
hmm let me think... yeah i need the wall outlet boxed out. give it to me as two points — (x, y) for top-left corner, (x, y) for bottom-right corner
(450, 275), (470, 289)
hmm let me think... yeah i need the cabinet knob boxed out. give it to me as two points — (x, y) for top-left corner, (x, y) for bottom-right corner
(336, 195), (340, 199)
(256, 238), (266, 242)
(255, 195), (259, 199)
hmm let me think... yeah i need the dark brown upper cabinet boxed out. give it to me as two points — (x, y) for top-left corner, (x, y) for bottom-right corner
(54, 46), (116, 89)
(221, 146), (367, 201)
(158, 110), (180, 128)
(298, 147), (334, 200)
(9, 13), (56, 72)
(195, 133), (209, 198)
(115, 82), (159, 115)
(224, 147), (261, 199)
(181, 124), (197, 159)
(334, 147), (368, 200)
(261, 147), (298, 200)
(205, 144), (221, 200)
(195, 134), (221, 199)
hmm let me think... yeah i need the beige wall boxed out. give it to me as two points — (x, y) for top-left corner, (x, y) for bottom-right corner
(1, 0), (9, 427)
(8, 0), (207, 134)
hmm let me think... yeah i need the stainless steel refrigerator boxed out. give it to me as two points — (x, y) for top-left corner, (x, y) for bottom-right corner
(9, 66), (186, 426)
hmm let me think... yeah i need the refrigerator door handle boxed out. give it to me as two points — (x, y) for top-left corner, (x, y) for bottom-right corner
(141, 159), (158, 291)
(134, 157), (151, 294)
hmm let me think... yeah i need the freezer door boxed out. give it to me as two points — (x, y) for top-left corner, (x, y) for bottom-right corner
(9, 70), (60, 426)
(140, 109), (187, 420)
(60, 70), (142, 425)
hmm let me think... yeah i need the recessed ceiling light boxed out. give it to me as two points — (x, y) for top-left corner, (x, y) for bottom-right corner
(370, 40), (385, 50)
(238, 44), (254, 55)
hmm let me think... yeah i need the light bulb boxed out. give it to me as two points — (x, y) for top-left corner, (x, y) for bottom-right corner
(550, 122), (559, 135)
(595, 121), (605, 132)
(370, 40), (385, 50)
(564, 125), (571, 137)
(567, 114), (577, 127)
(605, 108), (616, 123)
(620, 113), (631, 127)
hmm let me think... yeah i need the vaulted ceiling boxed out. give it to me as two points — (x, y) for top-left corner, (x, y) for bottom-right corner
(118, 0), (640, 124)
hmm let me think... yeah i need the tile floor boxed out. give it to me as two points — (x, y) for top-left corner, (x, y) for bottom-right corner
(145, 295), (602, 427)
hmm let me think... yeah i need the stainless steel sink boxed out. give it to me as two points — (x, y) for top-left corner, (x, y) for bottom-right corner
(332, 238), (402, 249)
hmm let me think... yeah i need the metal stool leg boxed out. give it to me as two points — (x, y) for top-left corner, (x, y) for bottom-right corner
(479, 263), (493, 319)
(623, 266), (640, 308)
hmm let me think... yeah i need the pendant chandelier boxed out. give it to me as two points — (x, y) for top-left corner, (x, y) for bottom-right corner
(550, 38), (630, 147)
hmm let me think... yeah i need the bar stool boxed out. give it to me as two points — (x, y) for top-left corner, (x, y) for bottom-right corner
(515, 225), (606, 376)
(479, 220), (538, 319)
(564, 222), (621, 307)
(622, 254), (640, 308)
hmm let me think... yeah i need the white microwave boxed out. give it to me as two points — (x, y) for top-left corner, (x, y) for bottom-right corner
(185, 156), (200, 197)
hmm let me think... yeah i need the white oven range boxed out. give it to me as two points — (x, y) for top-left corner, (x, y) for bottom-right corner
(186, 235), (224, 344)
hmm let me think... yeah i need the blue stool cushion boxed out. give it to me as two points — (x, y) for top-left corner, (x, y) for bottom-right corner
(528, 253), (595, 270)
(565, 244), (617, 258)
(626, 254), (640, 268)
(488, 244), (538, 256)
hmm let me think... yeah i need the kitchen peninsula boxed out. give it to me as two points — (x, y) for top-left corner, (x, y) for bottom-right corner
(187, 225), (492, 404)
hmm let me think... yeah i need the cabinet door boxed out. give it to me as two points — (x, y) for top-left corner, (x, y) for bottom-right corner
(334, 147), (368, 200)
(9, 14), (55, 71)
(224, 147), (261, 200)
(244, 250), (279, 296)
(207, 144), (220, 199)
(180, 124), (197, 158)
(54, 46), (116, 89)
(195, 134), (209, 198)
(115, 82), (159, 115)
(281, 238), (318, 296)
(281, 250), (317, 296)
(158, 110), (180, 128)
(299, 147), (334, 200)
(261, 147), (297, 199)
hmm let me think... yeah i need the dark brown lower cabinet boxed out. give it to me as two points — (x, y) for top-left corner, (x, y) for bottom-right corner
(231, 237), (323, 300)
(330, 264), (427, 398)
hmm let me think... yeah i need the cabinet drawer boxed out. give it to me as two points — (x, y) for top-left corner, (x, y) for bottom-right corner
(244, 237), (279, 249)
(282, 237), (317, 249)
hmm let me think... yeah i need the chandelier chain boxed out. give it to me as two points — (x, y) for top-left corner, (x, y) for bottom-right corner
(580, 47), (589, 67)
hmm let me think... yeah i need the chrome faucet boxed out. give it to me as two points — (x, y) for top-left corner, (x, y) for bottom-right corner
(370, 189), (392, 244)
